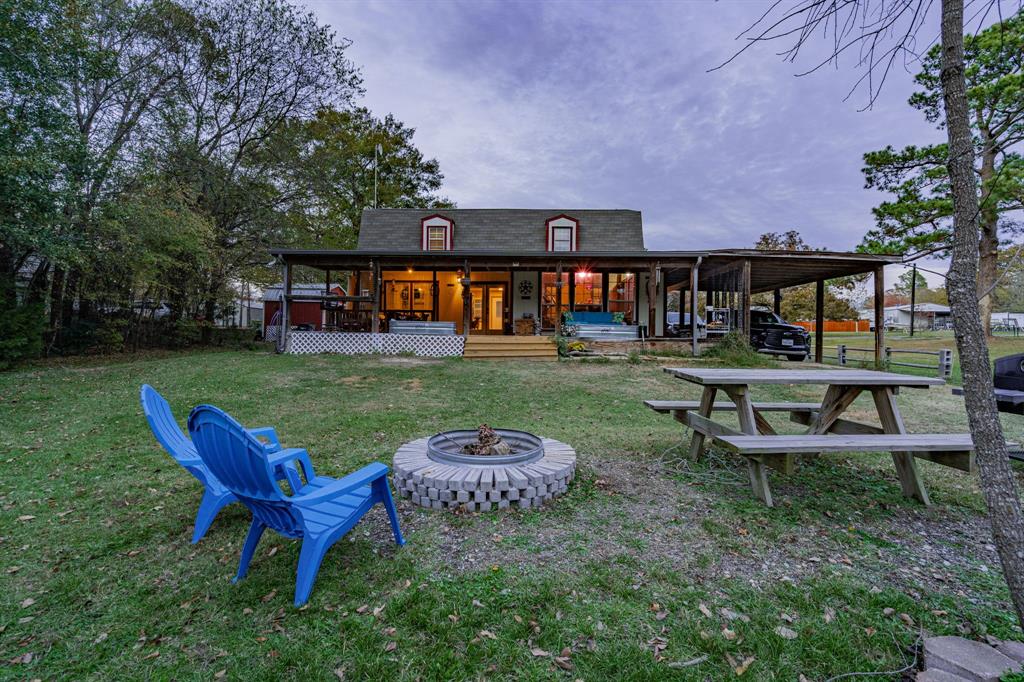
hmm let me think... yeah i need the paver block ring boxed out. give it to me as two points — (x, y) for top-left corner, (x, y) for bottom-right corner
(391, 436), (576, 512)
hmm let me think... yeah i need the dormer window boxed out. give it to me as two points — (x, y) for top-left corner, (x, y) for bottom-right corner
(421, 214), (453, 251)
(546, 215), (578, 252)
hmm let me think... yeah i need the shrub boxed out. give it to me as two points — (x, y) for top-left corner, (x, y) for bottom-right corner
(703, 331), (774, 367)
(0, 296), (44, 370)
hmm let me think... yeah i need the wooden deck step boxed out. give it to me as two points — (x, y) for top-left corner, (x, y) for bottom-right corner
(644, 400), (821, 414)
(463, 335), (558, 360)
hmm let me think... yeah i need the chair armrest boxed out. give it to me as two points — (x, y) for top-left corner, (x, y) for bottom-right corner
(265, 447), (316, 491)
(247, 426), (282, 452)
(292, 463), (389, 506)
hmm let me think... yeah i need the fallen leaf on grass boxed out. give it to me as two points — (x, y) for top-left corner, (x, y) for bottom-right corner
(142, 651), (160, 660)
(472, 599), (484, 608)
(882, 607), (895, 616)
(899, 613), (915, 627)
(214, 670), (226, 679)
(261, 590), (277, 603)
(355, 605), (369, 614)
(530, 647), (550, 657)
(698, 603), (712, 618)
(666, 654), (708, 669)
(93, 633), (108, 645)
(267, 546), (278, 557)
(655, 611), (669, 621)
(243, 608), (253, 615)
(17, 515), (35, 521)
(823, 607), (836, 623)
(20, 598), (34, 608)
(372, 605), (384, 618)
(721, 607), (749, 623)
(333, 667), (345, 680)
(734, 656), (756, 675)
(513, 614), (522, 624)
(586, 638), (596, 652)
(721, 628), (736, 641)
(447, 614), (458, 623)
(382, 627), (396, 636)
(774, 626), (798, 640)
(552, 656), (573, 671)
(384, 641), (397, 652)
(478, 630), (497, 640)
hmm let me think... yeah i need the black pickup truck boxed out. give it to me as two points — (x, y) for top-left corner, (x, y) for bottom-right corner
(749, 309), (810, 361)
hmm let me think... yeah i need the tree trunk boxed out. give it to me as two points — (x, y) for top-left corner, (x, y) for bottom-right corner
(977, 140), (999, 338)
(47, 266), (66, 354)
(940, 0), (1024, 628)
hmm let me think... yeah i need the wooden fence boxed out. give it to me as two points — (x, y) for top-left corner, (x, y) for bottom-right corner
(792, 319), (870, 333)
(822, 344), (953, 379)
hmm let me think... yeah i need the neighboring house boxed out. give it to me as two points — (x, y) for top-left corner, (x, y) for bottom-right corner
(269, 209), (897, 356)
(263, 283), (345, 332)
(860, 303), (951, 330)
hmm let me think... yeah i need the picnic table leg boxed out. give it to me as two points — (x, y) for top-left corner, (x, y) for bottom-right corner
(686, 386), (718, 460)
(871, 387), (931, 506)
(724, 386), (774, 507)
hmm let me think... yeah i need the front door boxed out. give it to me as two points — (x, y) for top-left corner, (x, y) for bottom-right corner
(470, 284), (508, 334)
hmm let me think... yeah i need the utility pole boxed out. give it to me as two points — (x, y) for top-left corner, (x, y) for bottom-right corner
(373, 143), (383, 209)
(909, 264), (917, 337)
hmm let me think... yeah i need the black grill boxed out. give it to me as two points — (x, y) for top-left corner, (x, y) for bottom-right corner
(992, 353), (1024, 417)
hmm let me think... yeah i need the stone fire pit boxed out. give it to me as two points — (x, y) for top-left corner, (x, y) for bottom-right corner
(392, 428), (576, 511)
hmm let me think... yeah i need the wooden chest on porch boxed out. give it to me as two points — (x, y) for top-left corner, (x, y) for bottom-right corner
(514, 318), (538, 336)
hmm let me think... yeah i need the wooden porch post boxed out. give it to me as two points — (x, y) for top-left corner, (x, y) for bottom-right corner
(647, 262), (657, 335)
(773, 288), (782, 316)
(740, 259), (751, 335)
(370, 260), (381, 333)
(279, 259), (292, 353)
(814, 278), (825, 363)
(690, 257), (701, 357)
(874, 265), (885, 365)
(462, 261), (472, 338)
(554, 261), (563, 336)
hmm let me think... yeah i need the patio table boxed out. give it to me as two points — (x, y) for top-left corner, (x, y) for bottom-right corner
(662, 367), (952, 506)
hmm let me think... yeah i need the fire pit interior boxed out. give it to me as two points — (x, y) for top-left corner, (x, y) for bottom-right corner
(392, 426), (576, 512)
(426, 425), (544, 465)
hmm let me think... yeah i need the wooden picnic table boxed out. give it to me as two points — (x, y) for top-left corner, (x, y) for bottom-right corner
(659, 367), (960, 507)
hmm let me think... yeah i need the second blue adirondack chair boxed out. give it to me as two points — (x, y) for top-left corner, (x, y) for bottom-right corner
(140, 384), (286, 543)
(187, 404), (405, 607)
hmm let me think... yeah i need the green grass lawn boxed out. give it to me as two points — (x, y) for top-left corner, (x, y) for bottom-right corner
(3, 348), (1024, 679)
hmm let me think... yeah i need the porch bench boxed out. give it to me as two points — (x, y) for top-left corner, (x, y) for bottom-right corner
(388, 320), (456, 336)
(714, 433), (984, 474)
(575, 323), (639, 340)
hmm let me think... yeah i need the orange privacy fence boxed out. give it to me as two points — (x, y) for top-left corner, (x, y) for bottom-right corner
(793, 320), (870, 333)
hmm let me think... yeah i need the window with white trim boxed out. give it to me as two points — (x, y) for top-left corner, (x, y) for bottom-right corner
(546, 215), (578, 252)
(421, 215), (453, 251)
(427, 226), (447, 251)
(551, 227), (573, 252)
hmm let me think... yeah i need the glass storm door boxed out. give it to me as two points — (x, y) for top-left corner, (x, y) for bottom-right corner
(470, 284), (507, 334)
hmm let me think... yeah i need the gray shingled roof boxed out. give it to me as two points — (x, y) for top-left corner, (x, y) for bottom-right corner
(357, 209), (645, 252)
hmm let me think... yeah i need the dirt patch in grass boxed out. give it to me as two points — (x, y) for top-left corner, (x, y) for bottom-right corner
(353, 455), (1004, 610)
(378, 356), (443, 367)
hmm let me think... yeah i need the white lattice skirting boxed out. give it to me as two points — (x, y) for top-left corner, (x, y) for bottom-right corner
(285, 331), (465, 357)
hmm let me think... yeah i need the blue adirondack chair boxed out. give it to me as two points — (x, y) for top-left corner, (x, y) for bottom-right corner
(187, 404), (405, 607)
(140, 384), (286, 544)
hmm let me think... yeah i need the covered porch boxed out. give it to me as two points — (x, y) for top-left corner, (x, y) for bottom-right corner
(268, 248), (898, 361)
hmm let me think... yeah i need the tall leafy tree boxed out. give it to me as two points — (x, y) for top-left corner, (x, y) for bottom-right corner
(720, 0), (1024, 628)
(860, 11), (1024, 334)
(161, 0), (363, 331)
(268, 107), (452, 249)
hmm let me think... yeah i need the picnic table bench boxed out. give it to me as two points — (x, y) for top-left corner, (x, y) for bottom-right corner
(645, 368), (984, 507)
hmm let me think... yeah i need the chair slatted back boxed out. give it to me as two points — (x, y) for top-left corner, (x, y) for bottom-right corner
(140, 384), (195, 463)
(188, 405), (303, 537)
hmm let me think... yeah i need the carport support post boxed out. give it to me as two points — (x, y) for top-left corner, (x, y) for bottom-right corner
(814, 278), (825, 363)
(690, 257), (701, 357)
(773, 288), (782, 316)
(279, 259), (291, 353)
(874, 265), (885, 365)
(740, 259), (751, 335)
(647, 262), (658, 336)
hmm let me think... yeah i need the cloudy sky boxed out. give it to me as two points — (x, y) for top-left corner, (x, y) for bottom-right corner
(305, 0), (955, 283)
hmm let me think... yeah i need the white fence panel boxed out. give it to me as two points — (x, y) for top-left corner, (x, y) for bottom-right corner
(286, 332), (464, 357)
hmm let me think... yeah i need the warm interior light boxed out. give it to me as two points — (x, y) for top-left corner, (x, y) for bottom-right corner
(407, 266), (414, 273)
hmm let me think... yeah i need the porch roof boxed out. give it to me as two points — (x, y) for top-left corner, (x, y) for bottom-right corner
(269, 247), (900, 293)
